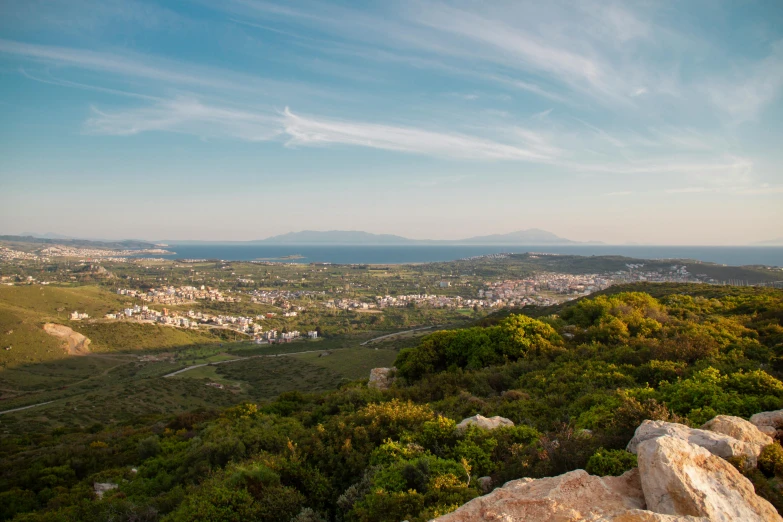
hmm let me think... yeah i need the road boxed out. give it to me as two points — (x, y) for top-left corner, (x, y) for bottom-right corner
(162, 349), (343, 378)
(360, 326), (434, 345)
(0, 401), (55, 416)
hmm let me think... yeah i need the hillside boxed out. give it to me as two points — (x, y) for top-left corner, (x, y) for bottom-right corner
(459, 228), (578, 244)
(1, 284), (782, 521)
(256, 228), (582, 245)
(0, 235), (159, 250)
(0, 286), (225, 367)
(259, 230), (413, 245)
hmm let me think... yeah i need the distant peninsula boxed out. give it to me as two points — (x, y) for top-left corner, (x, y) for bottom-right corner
(250, 228), (602, 246)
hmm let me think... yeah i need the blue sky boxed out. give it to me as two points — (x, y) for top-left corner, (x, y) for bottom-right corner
(0, 0), (782, 244)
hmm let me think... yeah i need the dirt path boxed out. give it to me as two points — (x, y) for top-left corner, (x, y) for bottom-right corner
(360, 326), (434, 345)
(0, 401), (55, 416)
(163, 349), (347, 378)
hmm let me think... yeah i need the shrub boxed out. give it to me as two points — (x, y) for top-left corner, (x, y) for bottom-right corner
(138, 435), (161, 460)
(758, 443), (783, 478)
(585, 449), (637, 476)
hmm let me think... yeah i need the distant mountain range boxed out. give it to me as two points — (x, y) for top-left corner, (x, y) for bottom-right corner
(253, 229), (602, 245)
(20, 232), (74, 240)
(1, 235), (159, 249)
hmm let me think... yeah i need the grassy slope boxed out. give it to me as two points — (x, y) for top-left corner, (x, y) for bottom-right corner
(0, 285), (226, 367)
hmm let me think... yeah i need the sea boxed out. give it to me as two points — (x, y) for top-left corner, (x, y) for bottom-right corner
(157, 244), (783, 267)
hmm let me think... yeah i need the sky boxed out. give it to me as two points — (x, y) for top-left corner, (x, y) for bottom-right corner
(0, 0), (782, 245)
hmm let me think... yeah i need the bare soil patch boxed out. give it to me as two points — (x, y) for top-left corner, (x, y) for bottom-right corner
(43, 323), (91, 355)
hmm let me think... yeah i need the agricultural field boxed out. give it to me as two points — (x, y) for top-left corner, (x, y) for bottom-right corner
(0, 330), (398, 437)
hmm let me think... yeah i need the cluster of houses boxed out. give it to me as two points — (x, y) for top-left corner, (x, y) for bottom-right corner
(103, 304), (320, 344)
(117, 286), (240, 305)
(0, 246), (42, 262)
(69, 311), (90, 320)
(41, 246), (170, 258)
(104, 305), (263, 335)
(482, 272), (613, 301)
(321, 294), (509, 311)
(248, 288), (325, 306)
(375, 294), (500, 309)
(257, 329), (318, 344)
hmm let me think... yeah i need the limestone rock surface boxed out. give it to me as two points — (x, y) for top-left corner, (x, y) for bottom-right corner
(367, 367), (395, 390)
(434, 468), (645, 521)
(477, 476), (493, 493)
(93, 482), (118, 499)
(605, 511), (707, 521)
(636, 435), (782, 522)
(700, 415), (772, 448)
(455, 414), (514, 431)
(750, 410), (783, 432)
(626, 420), (760, 463)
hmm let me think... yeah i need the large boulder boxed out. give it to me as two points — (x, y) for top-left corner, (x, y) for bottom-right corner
(367, 367), (395, 390)
(627, 420), (760, 464)
(433, 468), (647, 521)
(636, 435), (782, 522)
(750, 409), (783, 437)
(456, 414), (514, 431)
(701, 415), (772, 448)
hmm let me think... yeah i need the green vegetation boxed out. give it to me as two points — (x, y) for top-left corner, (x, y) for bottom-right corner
(0, 283), (781, 521)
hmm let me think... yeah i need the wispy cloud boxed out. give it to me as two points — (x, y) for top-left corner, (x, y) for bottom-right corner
(604, 191), (632, 196)
(0, 38), (321, 100)
(281, 107), (553, 161)
(84, 97), (281, 141)
(705, 40), (783, 122)
(84, 98), (557, 161)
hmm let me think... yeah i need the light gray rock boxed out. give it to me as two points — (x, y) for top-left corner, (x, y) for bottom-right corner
(433, 469), (646, 521)
(477, 476), (493, 493)
(626, 420), (760, 464)
(367, 367), (395, 390)
(93, 482), (118, 499)
(750, 409), (783, 432)
(456, 414), (514, 431)
(701, 415), (772, 449)
(636, 435), (782, 522)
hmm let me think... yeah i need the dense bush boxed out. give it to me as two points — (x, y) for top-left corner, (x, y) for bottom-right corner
(3, 286), (783, 521)
(585, 448), (638, 476)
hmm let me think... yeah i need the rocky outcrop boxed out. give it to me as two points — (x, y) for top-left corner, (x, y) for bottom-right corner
(636, 436), (781, 522)
(367, 367), (395, 390)
(700, 415), (772, 448)
(434, 412), (783, 522)
(434, 468), (647, 521)
(627, 420), (761, 464)
(43, 323), (91, 355)
(456, 414), (514, 431)
(93, 482), (118, 499)
(750, 410), (783, 437)
(476, 476), (492, 493)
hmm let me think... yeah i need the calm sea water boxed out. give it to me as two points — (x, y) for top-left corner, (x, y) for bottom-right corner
(159, 244), (783, 267)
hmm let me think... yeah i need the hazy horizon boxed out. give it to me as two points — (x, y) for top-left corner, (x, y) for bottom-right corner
(3, 228), (783, 247)
(1, 1), (782, 244)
